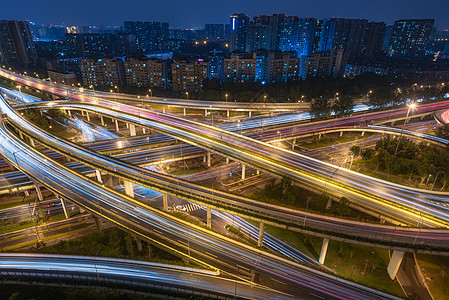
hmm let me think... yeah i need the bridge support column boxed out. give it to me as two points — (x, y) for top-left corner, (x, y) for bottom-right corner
(124, 180), (134, 198)
(207, 206), (212, 228)
(30, 138), (35, 148)
(100, 115), (104, 126)
(203, 154), (207, 163)
(92, 214), (102, 234)
(258, 222), (264, 247)
(256, 169), (260, 175)
(387, 250), (405, 280)
(361, 131), (365, 136)
(86, 111), (90, 121)
(227, 110), (230, 117)
(133, 236), (142, 251)
(34, 184), (43, 201)
(249, 111), (252, 117)
(163, 193), (168, 211)
(162, 106), (166, 113)
(183, 107), (186, 116)
(115, 119), (120, 131)
(95, 169), (102, 183)
(319, 238), (330, 264)
(129, 124), (136, 136)
(318, 133), (322, 139)
(60, 197), (70, 219)
(18, 131), (23, 139)
(340, 131), (343, 137)
(205, 109), (207, 116)
(226, 157), (229, 164)
(142, 127), (146, 134)
(147, 242), (153, 258)
(241, 164), (246, 180)
(67, 110), (71, 116)
(207, 151), (211, 168)
(126, 122), (129, 128)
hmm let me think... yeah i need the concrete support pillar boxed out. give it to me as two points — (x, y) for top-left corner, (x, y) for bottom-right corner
(136, 237), (142, 251)
(95, 169), (102, 183)
(163, 106), (166, 113)
(183, 107), (186, 116)
(19, 131), (23, 139)
(258, 222), (264, 247)
(319, 238), (330, 264)
(207, 206), (212, 228)
(24, 190), (30, 197)
(60, 198), (70, 219)
(115, 119), (120, 132)
(126, 122), (129, 129)
(100, 115), (104, 126)
(203, 154), (207, 163)
(129, 124), (136, 136)
(340, 131), (343, 137)
(92, 214), (101, 234)
(30, 138), (35, 148)
(81, 110), (85, 116)
(318, 133), (322, 139)
(226, 157), (230, 164)
(34, 184), (43, 201)
(142, 127), (146, 134)
(387, 251), (405, 280)
(241, 164), (246, 180)
(249, 111), (252, 117)
(256, 169), (260, 175)
(227, 110), (230, 117)
(124, 180), (134, 198)
(67, 110), (71, 116)
(148, 242), (153, 258)
(205, 109), (207, 116)
(86, 111), (90, 121)
(162, 193), (168, 211)
(361, 131), (365, 136)
(207, 151), (211, 168)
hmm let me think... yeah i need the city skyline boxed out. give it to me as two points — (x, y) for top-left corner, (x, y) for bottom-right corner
(1, 0), (449, 29)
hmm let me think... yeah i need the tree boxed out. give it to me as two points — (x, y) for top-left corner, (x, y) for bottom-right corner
(350, 145), (361, 157)
(311, 97), (331, 118)
(315, 192), (330, 213)
(338, 197), (351, 216)
(361, 148), (375, 160)
(333, 96), (354, 117)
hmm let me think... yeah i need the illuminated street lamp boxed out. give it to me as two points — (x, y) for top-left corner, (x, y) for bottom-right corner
(149, 89), (153, 97)
(186, 92), (189, 100)
(394, 102), (416, 155)
(225, 93), (228, 102)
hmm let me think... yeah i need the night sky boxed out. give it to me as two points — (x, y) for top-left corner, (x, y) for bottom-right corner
(1, 0), (448, 29)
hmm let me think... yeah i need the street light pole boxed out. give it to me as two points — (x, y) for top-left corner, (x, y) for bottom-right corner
(394, 103), (416, 156)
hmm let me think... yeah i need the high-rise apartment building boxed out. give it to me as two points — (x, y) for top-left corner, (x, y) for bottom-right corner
(0, 20), (38, 66)
(319, 18), (367, 61)
(80, 58), (125, 88)
(65, 33), (136, 57)
(171, 59), (207, 91)
(204, 24), (225, 41)
(124, 57), (170, 89)
(388, 19), (434, 57)
(124, 21), (170, 52)
(279, 17), (318, 57)
(361, 22), (386, 58)
(300, 49), (344, 79)
(230, 14), (249, 52)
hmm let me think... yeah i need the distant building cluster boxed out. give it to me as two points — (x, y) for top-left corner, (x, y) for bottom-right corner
(1, 15), (449, 91)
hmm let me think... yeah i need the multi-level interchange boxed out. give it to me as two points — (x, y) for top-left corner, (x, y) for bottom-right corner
(0, 67), (449, 299)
